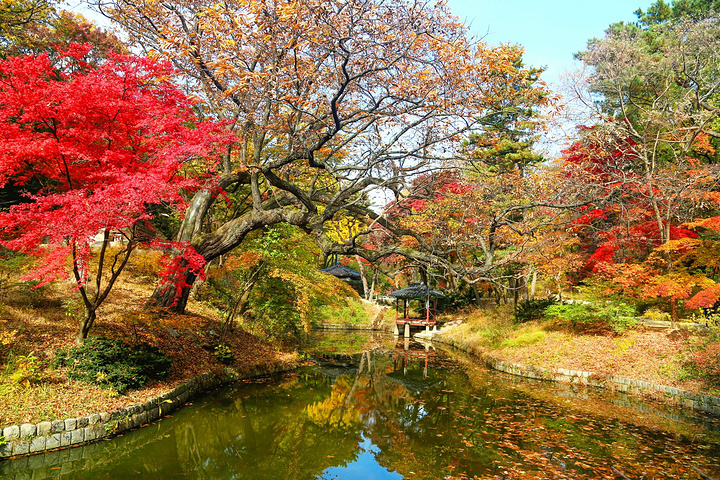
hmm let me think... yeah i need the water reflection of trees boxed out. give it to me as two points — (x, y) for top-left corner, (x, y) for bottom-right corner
(4, 338), (720, 480)
(306, 340), (720, 480)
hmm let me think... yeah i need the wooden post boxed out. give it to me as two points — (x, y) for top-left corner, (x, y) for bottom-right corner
(425, 297), (430, 324)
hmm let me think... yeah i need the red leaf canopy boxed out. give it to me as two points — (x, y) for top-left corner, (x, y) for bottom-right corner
(0, 46), (231, 284)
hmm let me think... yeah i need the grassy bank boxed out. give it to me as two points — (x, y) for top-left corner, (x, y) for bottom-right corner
(437, 304), (719, 397)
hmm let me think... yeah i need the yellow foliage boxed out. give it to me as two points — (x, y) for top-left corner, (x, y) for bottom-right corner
(306, 388), (361, 429)
(0, 328), (18, 347)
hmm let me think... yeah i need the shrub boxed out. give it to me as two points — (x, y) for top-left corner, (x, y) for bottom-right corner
(213, 344), (235, 364)
(545, 301), (637, 333)
(436, 289), (476, 311)
(122, 249), (163, 279)
(54, 337), (172, 393)
(1, 351), (43, 396)
(692, 342), (720, 380)
(688, 328), (720, 383)
(514, 298), (558, 323)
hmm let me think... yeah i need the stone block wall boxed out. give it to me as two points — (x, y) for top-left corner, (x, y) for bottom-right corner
(0, 362), (293, 461)
(430, 336), (720, 417)
(483, 356), (720, 417)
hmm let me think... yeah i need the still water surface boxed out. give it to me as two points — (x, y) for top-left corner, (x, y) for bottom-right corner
(2, 332), (720, 479)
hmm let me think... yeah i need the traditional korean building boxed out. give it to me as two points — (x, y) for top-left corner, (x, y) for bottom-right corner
(389, 282), (444, 337)
(320, 263), (364, 296)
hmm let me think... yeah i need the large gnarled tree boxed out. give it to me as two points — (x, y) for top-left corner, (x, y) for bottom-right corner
(91, 0), (553, 311)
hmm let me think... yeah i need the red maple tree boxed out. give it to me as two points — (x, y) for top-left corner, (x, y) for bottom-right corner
(0, 45), (232, 342)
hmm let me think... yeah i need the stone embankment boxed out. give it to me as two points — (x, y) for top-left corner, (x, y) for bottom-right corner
(313, 323), (376, 331)
(415, 328), (720, 417)
(0, 362), (294, 461)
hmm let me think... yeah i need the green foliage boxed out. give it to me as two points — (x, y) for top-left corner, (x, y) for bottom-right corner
(499, 329), (547, 349)
(610, 315), (640, 333)
(514, 297), (558, 323)
(54, 336), (171, 393)
(0, 249), (27, 300)
(5, 352), (40, 385)
(436, 289), (476, 311)
(249, 278), (302, 339)
(314, 297), (369, 325)
(635, 0), (720, 27)
(61, 297), (83, 320)
(545, 301), (637, 333)
(213, 344), (234, 364)
(1, 327), (45, 396)
(0, 350), (43, 396)
(124, 249), (163, 279)
(206, 224), (362, 339)
(0, 249), (52, 307)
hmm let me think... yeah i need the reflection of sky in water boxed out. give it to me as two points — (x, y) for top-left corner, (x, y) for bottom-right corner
(318, 436), (403, 480)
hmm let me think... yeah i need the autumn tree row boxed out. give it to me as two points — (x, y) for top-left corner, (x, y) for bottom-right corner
(366, 0), (720, 324)
(0, 0), (554, 342)
(4, 0), (720, 342)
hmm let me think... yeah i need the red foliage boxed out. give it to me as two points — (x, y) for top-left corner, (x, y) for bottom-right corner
(669, 226), (699, 240)
(562, 133), (640, 183)
(572, 208), (607, 227)
(585, 244), (617, 272)
(0, 46), (233, 286)
(155, 241), (209, 304)
(684, 284), (720, 310)
(692, 341), (720, 380)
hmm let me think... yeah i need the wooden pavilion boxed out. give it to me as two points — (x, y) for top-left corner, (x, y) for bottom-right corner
(389, 282), (444, 337)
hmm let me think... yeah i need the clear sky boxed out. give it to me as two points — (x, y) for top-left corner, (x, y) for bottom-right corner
(446, 0), (650, 89)
(71, 0), (647, 90)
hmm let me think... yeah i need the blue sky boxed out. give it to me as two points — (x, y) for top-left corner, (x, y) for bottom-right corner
(71, 0), (648, 90)
(446, 0), (650, 88)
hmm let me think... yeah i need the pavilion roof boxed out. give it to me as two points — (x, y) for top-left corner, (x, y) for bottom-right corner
(389, 282), (444, 299)
(320, 264), (361, 279)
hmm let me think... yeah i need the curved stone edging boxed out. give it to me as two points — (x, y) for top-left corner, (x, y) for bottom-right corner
(424, 335), (720, 417)
(312, 324), (377, 331)
(0, 361), (296, 460)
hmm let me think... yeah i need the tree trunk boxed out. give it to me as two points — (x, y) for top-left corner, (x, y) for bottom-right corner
(670, 297), (679, 327)
(530, 270), (537, 300)
(76, 308), (96, 345)
(149, 198), (313, 313)
(472, 284), (482, 305)
(419, 265), (428, 285)
(188, 261), (213, 301)
(511, 276), (520, 307)
(148, 270), (197, 313)
(221, 286), (254, 342)
(356, 255), (369, 299)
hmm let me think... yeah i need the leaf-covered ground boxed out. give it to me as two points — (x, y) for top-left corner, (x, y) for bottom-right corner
(0, 279), (297, 428)
(438, 306), (716, 399)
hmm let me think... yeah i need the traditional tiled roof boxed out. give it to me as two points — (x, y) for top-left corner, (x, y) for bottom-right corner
(320, 263), (362, 279)
(389, 282), (444, 298)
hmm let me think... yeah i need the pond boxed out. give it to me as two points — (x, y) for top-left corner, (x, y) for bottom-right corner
(2, 332), (720, 479)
